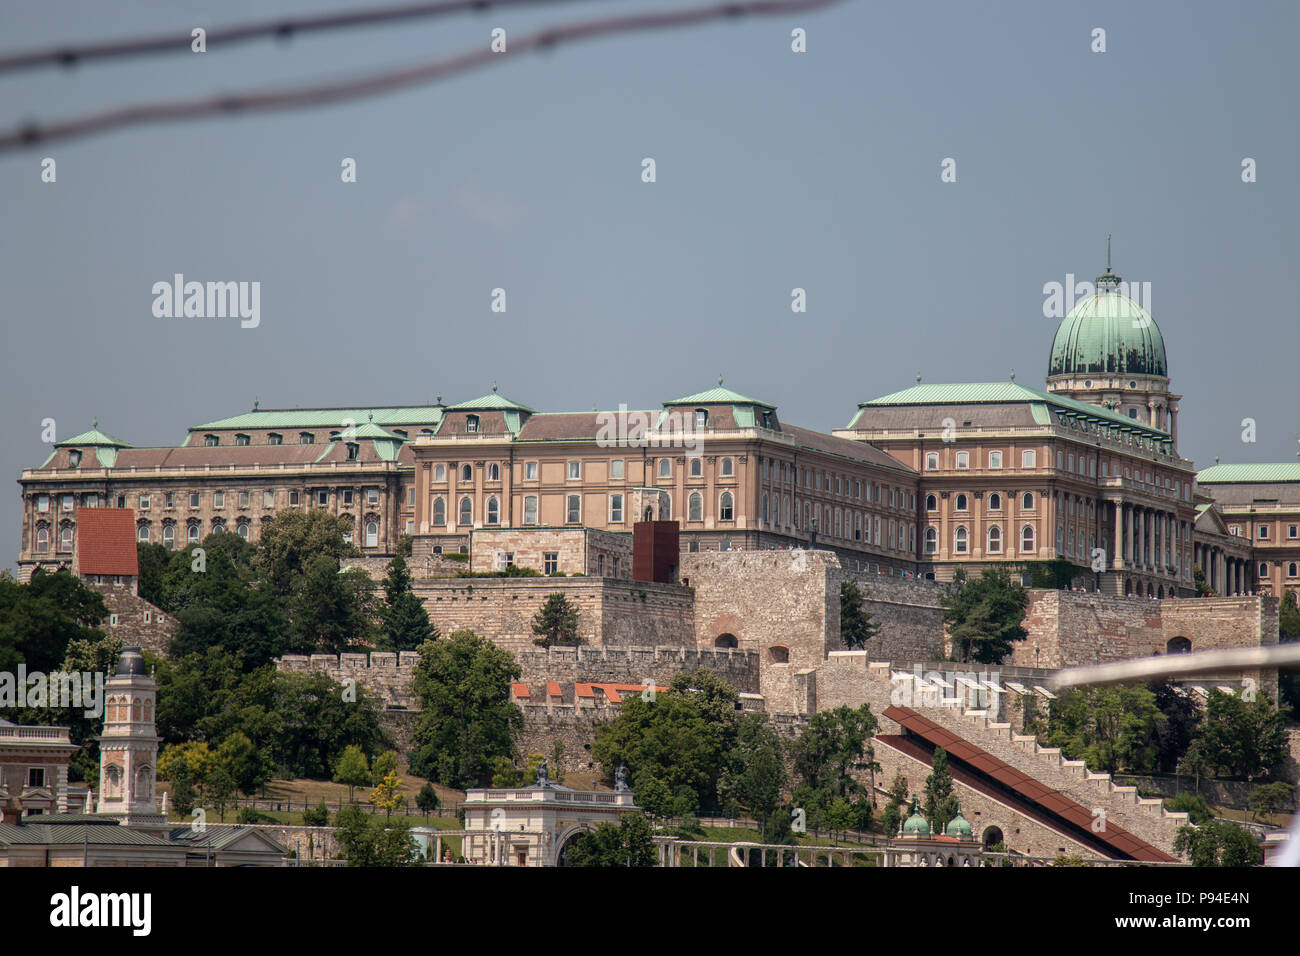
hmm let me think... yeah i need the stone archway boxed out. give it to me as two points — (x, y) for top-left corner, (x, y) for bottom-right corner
(715, 633), (738, 649)
(1167, 636), (1191, 654)
(555, 824), (597, 867)
(982, 826), (1004, 850)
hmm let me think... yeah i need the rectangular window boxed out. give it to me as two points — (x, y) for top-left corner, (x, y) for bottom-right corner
(28, 768), (45, 788)
(610, 459), (624, 480)
(988, 451), (1002, 469)
(317, 490), (328, 506)
(525, 461), (538, 480)
(37, 495), (49, 512)
(1259, 525), (1269, 539)
(343, 490), (353, 506)
(289, 491), (300, 506)
(407, 487), (415, 507)
(524, 496), (539, 524)
(1290, 525), (1298, 539)
(567, 495), (581, 523)
(213, 492), (224, 508)
(544, 552), (559, 575)
(238, 491), (249, 508)
(85, 494), (98, 508)
(367, 489), (379, 506)
(188, 492), (200, 508)
(263, 490), (275, 508)
(139, 494), (150, 510)
(568, 461), (581, 480)
(956, 452), (969, 469)
(62, 494), (74, 512)
(405, 519), (414, 534)
(610, 494), (624, 523)
(165, 493), (174, 509)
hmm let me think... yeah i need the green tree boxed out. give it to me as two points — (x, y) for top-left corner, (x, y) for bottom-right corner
(272, 670), (389, 779)
(839, 581), (879, 649)
(1047, 684), (1161, 774)
(565, 813), (657, 867)
(1165, 793), (1212, 825)
(255, 509), (360, 600)
(490, 755), (522, 788)
(531, 593), (581, 647)
(333, 745), (371, 802)
(136, 542), (171, 607)
(290, 557), (376, 653)
(791, 704), (878, 803)
(415, 783), (440, 818)
(941, 566), (1029, 664)
(1248, 781), (1295, 821)
(303, 800), (330, 826)
(0, 568), (108, 673)
(1173, 820), (1263, 867)
(922, 747), (960, 831)
(369, 770), (404, 820)
(167, 768), (197, 819)
(718, 714), (785, 821)
(1186, 689), (1287, 779)
(409, 631), (522, 789)
(1148, 680), (1202, 774)
(1279, 592), (1300, 719)
(216, 731), (268, 796)
(207, 764), (236, 822)
(379, 554), (435, 651)
(371, 749), (399, 785)
(1192, 566), (1212, 597)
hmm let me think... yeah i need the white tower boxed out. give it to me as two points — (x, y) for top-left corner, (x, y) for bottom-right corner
(96, 646), (165, 828)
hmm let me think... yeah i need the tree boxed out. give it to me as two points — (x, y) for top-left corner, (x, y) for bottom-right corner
(490, 756), (522, 788)
(409, 631), (522, 789)
(415, 783), (440, 818)
(0, 568), (108, 674)
(158, 741), (215, 796)
(1173, 820), (1263, 867)
(1248, 781), (1295, 821)
(369, 770), (404, 820)
(272, 670), (389, 779)
(839, 581), (879, 649)
(1186, 689), (1287, 780)
(371, 749), (399, 785)
(290, 557), (376, 653)
(565, 813), (657, 867)
(335, 805), (415, 866)
(255, 509), (360, 600)
(941, 566), (1029, 664)
(922, 747), (960, 831)
(1279, 592), (1300, 719)
(718, 714), (785, 821)
(1148, 680), (1201, 774)
(168, 768), (197, 819)
(1192, 566), (1212, 597)
(791, 704), (878, 802)
(531, 593), (581, 647)
(379, 554), (435, 651)
(1047, 684), (1161, 774)
(303, 800), (330, 826)
(207, 765), (236, 822)
(881, 772), (909, 837)
(333, 745), (371, 803)
(216, 731), (269, 796)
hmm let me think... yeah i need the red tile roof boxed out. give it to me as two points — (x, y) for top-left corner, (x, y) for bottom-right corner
(882, 705), (1177, 863)
(75, 509), (139, 576)
(511, 683), (530, 699)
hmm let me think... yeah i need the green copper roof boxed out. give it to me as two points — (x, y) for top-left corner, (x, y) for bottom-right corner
(1048, 287), (1167, 378)
(944, 806), (972, 838)
(349, 415), (404, 441)
(855, 381), (1173, 441)
(444, 391), (535, 413)
(55, 425), (132, 448)
(1197, 463), (1300, 484)
(664, 383), (774, 408)
(192, 407), (444, 431)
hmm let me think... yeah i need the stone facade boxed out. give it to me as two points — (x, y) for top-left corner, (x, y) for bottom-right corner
(467, 527), (633, 578)
(90, 582), (175, 658)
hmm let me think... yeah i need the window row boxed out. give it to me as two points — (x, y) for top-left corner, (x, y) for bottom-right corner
(35, 487), (389, 513)
(926, 492), (1035, 513)
(927, 524), (1037, 555)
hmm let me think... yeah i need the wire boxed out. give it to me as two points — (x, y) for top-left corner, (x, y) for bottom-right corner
(0, 0), (596, 74)
(0, 0), (844, 151)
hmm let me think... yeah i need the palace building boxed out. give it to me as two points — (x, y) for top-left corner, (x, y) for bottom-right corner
(15, 254), (1296, 603)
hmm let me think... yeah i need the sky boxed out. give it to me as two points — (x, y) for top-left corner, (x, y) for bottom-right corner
(2, 0), (1298, 566)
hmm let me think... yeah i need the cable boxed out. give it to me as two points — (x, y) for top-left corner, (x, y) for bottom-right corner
(0, 0), (597, 74)
(0, 0), (843, 151)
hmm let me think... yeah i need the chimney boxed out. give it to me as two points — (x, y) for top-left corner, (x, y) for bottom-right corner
(2, 796), (23, 825)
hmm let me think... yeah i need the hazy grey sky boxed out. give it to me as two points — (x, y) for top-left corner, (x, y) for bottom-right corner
(2, 0), (1297, 565)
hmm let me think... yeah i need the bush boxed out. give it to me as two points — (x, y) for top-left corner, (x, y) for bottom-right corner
(302, 800), (330, 827)
(1166, 793), (1213, 825)
(236, 808), (274, 824)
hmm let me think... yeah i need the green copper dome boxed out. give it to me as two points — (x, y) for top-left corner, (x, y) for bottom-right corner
(944, 806), (972, 838)
(902, 799), (930, 837)
(1048, 256), (1166, 378)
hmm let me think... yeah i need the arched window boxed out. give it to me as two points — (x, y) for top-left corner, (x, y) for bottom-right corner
(434, 464), (446, 482)
(720, 457), (734, 477)
(459, 497), (473, 525)
(365, 521), (378, 547)
(926, 494), (937, 511)
(1166, 636), (1191, 654)
(488, 463), (500, 481)
(955, 452), (969, 469)
(719, 492), (734, 521)
(768, 646), (790, 664)
(486, 496), (500, 524)
(1021, 525), (1035, 553)
(926, 452), (938, 470)
(35, 526), (49, 552)
(433, 497), (446, 525)
(299, 432), (315, 445)
(955, 494), (968, 511)
(137, 523), (150, 543)
(59, 525), (74, 552)
(1022, 492), (1034, 510)
(661, 494), (671, 520)
(762, 493), (770, 523)
(658, 458), (671, 479)
(988, 493), (1001, 511)
(1290, 563), (1299, 578)
(690, 458), (702, 477)
(187, 523), (200, 543)
(714, 633), (738, 649)
(925, 527), (937, 554)
(987, 525), (1002, 553)
(237, 523), (250, 541)
(162, 525), (175, 548)
(954, 526), (968, 554)
(461, 464), (473, 483)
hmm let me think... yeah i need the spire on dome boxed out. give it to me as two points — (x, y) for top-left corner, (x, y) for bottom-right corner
(1096, 233), (1122, 289)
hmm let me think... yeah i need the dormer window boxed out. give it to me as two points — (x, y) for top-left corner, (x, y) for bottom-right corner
(346, 443), (360, 461)
(299, 432), (315, 445)
(268, 433), (283, 445)
(694, 409), (708, 429)
(235, 434), (250, 446)
(204, 434), (220, 447)
(762, 411), (772, 428)
(465, 415), (479, 433)
(68, 449), (82, 467)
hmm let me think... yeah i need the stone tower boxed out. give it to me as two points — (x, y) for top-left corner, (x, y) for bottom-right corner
(96, 646), (165, 827)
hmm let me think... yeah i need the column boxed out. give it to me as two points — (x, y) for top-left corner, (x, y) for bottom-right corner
(1112, 502), (1123, 569)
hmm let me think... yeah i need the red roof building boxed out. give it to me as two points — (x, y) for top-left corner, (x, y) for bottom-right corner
(73, 509), (139, 577)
